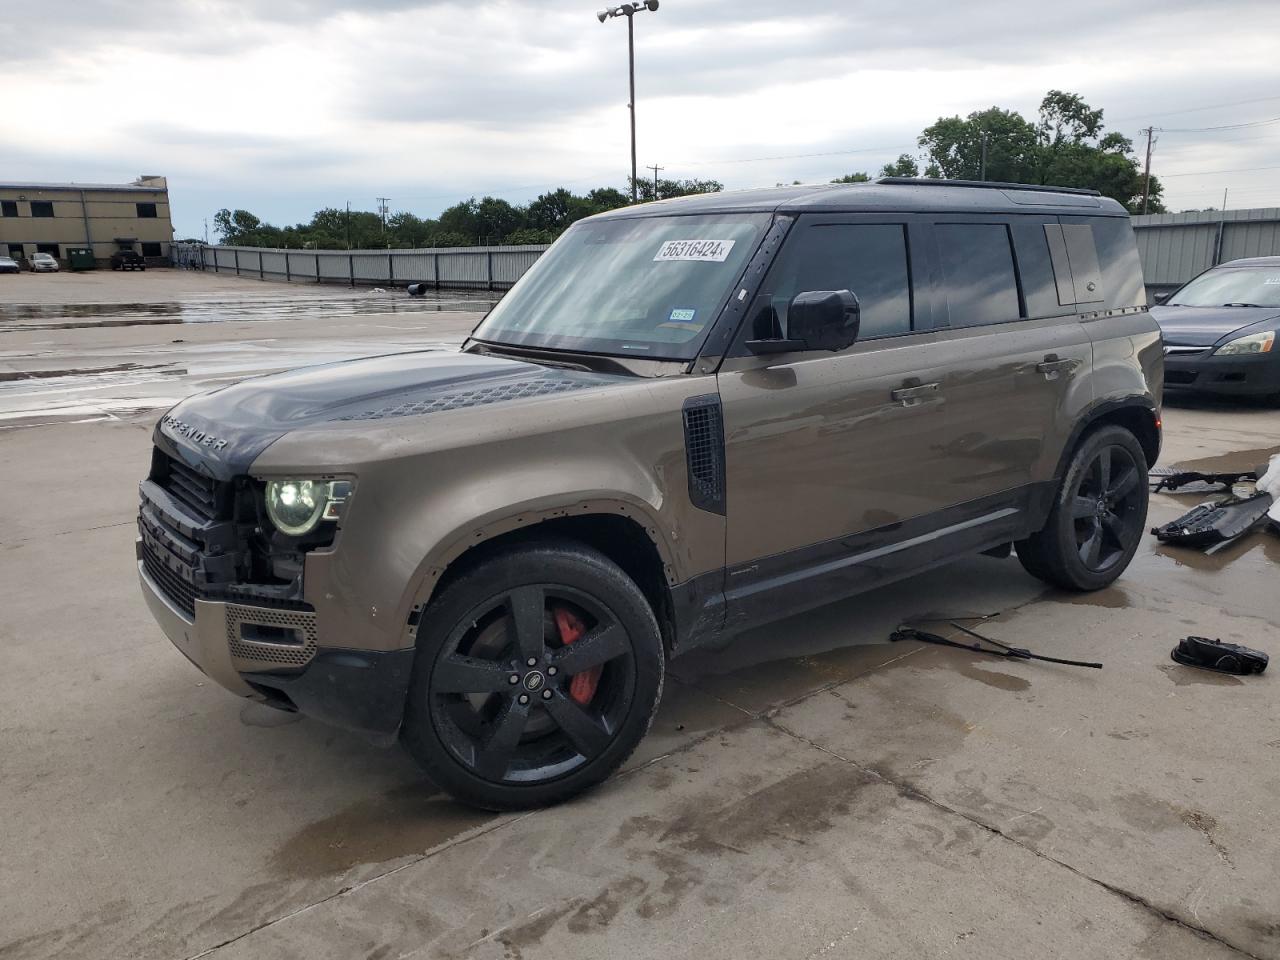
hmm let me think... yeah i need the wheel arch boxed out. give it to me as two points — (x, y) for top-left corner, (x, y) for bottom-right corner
(406, 504), (680, 656)
(1054, 398), (1161, 481)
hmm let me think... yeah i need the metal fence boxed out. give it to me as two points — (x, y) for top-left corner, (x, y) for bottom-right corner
(178, 208), (1280, 300)
(1131, 208), (1280, 298)
(172, 242), (551, 290)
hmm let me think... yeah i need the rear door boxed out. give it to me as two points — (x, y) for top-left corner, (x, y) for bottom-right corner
(923, 216), (1095, 513)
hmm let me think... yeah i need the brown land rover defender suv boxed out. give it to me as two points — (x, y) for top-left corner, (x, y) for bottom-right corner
(138, 179), (1162, 809)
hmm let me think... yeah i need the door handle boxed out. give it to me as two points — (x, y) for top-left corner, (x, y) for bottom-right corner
(1036, 354), (1077, 379)
(890, 380), (940, 406)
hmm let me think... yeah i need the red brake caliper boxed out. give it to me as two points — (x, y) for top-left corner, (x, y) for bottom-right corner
(553, 606), (602, 705)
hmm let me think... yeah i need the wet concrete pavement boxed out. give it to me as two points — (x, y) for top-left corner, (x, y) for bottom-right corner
(2, 272), (1279, 959)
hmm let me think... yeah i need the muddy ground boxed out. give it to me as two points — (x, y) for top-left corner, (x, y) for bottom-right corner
(2, 270), (1278, 960)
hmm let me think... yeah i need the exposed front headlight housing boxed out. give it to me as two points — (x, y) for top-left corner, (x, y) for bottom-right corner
(264, 479), (352, 536)
(1214, 330), (1274, 356)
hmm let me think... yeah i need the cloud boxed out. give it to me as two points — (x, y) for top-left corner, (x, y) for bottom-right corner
(2, 0), (1277, 233)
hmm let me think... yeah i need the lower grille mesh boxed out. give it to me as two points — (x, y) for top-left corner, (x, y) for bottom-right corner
(142, 542), (196, 617)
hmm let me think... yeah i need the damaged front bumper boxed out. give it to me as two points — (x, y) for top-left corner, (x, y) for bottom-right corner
(137, 544), (414, 742)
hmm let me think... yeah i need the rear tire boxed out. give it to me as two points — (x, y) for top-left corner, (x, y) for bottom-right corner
(1016, 425), (1149, 591)
(402, 540), (664, 811)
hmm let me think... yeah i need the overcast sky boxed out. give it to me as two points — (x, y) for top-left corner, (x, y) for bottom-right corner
(4, 0), (1278, 238)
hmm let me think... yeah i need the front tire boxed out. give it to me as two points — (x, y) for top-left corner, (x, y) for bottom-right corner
(402, 541), (664, 810)
(1016, 424), (1149, 591)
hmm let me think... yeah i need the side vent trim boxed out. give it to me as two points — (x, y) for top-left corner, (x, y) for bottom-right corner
(682, 394), (726, 516)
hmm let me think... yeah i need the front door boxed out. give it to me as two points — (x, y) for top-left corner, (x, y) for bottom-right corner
(716, 215), (986, 626)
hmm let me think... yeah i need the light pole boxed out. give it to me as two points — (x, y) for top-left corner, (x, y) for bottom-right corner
(597, 1), (659, 203)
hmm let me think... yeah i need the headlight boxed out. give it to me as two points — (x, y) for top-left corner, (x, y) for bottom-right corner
(264, 479), (352, 536)
(1214, 330), (1274, 356)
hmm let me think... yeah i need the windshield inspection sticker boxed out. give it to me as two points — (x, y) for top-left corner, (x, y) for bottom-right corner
(653, 239), (736, 263)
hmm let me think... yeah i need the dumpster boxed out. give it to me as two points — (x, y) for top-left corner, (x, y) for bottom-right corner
(67, 248), (96, 271)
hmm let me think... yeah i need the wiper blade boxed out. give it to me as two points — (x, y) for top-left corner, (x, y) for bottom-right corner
(1222, 302), (1262, 307)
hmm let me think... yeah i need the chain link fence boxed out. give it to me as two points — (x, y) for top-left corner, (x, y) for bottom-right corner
(171, 242), (551, 290)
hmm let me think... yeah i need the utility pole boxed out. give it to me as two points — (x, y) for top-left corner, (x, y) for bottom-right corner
(1222, 187), (1229, 211)
(979, 132), (989, 181)
(598, 2), (660, 202)
(647, 164), (664, 201)
(1140, 127), (1157, 215)
(345, 200), (352, 250)
(203, 218), (209, 245)
(376, 197), (390, 233)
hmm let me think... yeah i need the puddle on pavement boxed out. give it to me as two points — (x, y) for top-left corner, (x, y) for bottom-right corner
(0, 294), (495, 331)
(1166, 445), (1280, 475)
(1041, 584), (1134, 608)
(1157, 663), (1244, 687)
(269, 781), (494, 878)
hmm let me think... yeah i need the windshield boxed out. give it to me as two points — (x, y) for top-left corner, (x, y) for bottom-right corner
(473, 212), (770, 359)
(1169, 266), (1280, 308)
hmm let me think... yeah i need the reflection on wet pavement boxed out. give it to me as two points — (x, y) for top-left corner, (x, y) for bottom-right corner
(0, 292), (484, 427)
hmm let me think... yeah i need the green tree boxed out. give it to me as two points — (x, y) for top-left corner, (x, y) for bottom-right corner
(879, 154), (921, 178)
(830, 172), (871, 183)
(916, 91), (1163, 213)
(629, 177), (724, 203)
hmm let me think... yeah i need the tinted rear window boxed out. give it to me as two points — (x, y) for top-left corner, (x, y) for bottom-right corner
(935, 223), (1021, 327)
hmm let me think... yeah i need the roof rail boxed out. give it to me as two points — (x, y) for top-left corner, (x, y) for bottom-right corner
(875, 176), (1102, 197)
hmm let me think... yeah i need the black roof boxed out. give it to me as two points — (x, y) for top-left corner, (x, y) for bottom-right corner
(594, 177), (1128, 220)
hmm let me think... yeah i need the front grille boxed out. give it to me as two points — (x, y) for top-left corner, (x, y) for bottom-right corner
(1165, 369), (1198, 385)
(161, 456), (220, 522)
(140, 450), (313, 647)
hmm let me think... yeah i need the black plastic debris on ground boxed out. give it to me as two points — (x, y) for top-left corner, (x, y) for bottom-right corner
(1171, 636), (1269, 675)
(1150, 492), (1275, 548)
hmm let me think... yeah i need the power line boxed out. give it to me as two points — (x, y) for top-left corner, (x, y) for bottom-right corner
(1159, 115), (1280, 134)
(1110, 94), (1280, 123)
(1158, 164), (1280, 178)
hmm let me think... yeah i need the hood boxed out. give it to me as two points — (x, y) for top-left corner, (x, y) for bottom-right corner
(154, 349), (625, 479)
(1149, 305), (1280, 347)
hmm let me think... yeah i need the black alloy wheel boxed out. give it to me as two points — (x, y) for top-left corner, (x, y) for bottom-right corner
(1068, 443), (1145, 573)
(1016, 424), (1150, 591)
(402, 541), (663, 810)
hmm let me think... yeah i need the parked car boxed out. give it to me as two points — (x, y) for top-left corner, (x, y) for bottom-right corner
(138, 178), (1162, 810)
(111, 249), (146, 271)
(29, 252), (59, 273)
(1150, 256), (1280, 400)
(0, 256), (19, 274)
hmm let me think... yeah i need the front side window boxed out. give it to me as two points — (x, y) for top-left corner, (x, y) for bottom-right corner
(1169, 266), (1280, 308)
(935, 223), (1022, 327)
(473, 213), (768, 360)
(30, 201), (54, 217)
(752, 223), (912, 341)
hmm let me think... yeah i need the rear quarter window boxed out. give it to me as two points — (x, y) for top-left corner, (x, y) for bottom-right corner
(1071, 216), (1145, 310)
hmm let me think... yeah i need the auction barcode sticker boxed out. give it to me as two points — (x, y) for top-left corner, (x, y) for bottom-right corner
(653, 239), (736, 263)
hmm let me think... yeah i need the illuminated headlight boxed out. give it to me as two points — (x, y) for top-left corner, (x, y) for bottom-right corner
(264, 479), (352, 536)
(1214, 330), (1274, 356)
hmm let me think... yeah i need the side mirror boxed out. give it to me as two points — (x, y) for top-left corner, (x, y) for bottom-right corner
(746, 289), (860, 355)
(1153, 291), (1172, 305)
